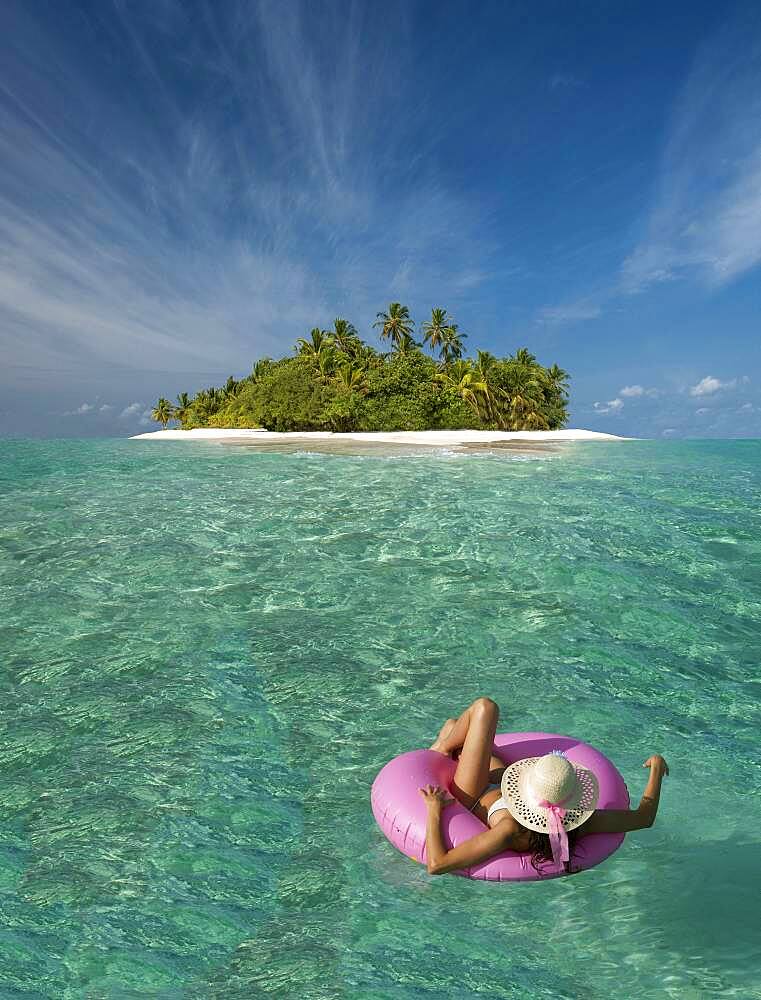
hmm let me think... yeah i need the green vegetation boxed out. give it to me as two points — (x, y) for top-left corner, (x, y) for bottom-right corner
(151, 397), (173, 429)
(154, 304), (569, 432)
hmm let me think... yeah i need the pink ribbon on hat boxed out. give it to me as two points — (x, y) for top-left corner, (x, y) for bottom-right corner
(537, 793), (573, 866)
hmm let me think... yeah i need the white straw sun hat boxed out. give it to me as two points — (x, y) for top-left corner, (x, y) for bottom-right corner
(501, 751), (599, 863)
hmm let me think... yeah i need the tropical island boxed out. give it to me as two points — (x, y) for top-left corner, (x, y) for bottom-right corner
(149, 304), (571, 433)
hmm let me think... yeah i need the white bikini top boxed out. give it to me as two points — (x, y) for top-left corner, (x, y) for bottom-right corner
(487, 796), (510, 822)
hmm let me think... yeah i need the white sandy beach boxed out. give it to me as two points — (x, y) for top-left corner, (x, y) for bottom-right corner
(131, 428), (628, 446)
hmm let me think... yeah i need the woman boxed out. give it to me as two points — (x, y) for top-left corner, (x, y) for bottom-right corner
(420, 697), (669, 876)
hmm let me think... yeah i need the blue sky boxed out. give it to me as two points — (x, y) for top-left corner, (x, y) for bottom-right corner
(1, 0), (760, 438)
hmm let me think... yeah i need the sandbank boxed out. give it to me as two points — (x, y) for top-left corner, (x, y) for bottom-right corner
(130, 428), (629, 453)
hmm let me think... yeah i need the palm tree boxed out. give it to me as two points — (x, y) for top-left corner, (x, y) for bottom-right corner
(331, 318), (361, 357)
(513, 347), (538, 367)
(420, 308), (467, 365)
(546, 363), (570, 395)
(296, 328), (334, 359)
(194, 387), (223, 420)
(473, 351), (497, 423)
(315, 348), (338, 384)
(540, 362), (570, 429)
(251, 358), (273, 382)
(373, 303), (414, 351)
(174, 392), (191, 426)
(499, 361), (548, 430)
(439, 323), (467, 365)
(222, 375), (241, 400)
(152, 397), (173, 429)
(395, 331), (419, 356)
(475, 350), (497, 377)
(334, 363), (367, 394)
(421, 308), (450, 356)
(433, 360), (488, 416)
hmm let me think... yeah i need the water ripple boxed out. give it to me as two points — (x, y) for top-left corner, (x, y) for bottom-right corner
(0, 439), (759, 997)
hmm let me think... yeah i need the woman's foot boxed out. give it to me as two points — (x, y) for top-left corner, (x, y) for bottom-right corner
(431, 719), (505, 768)
(430, 718), (458, 755)
(430, 737), (459, 758)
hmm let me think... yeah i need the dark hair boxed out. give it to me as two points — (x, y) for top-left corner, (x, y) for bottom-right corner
(526, 826), (583, 876)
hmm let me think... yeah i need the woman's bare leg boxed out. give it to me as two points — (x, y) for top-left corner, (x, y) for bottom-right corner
(430, 698), (500, 807)
(452, 698), (499, 806)
(431, 707), (503, 769)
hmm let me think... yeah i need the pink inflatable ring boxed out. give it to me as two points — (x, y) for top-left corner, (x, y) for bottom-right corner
(371, 732), (629, 881)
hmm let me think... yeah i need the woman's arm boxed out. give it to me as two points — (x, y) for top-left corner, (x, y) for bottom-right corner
(583, 754), (669, 835)
(419, 785), (515, 875)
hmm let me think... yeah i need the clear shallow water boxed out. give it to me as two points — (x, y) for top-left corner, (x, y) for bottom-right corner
(1, 438), (760, 999)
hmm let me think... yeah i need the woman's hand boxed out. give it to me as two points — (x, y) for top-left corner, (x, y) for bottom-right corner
(643, 754), (669, 777)
(418, 784), (454, 809)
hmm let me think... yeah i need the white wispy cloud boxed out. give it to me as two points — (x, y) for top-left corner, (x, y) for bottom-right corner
(118, 401), (154, 425)
(547, 17), (761, 324)
(593, 398), (624, 415)
(619, 384), (658, 398)
(119, 402), (144, 419)
(536, 301), (601, 325)
(622, 21), (761, 292)
(0, 0), (493, 386)
(63, 402), (96, 416)
(689, 375), (737, 397)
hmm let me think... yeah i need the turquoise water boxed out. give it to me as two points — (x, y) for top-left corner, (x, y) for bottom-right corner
(1, 438), (760, 999)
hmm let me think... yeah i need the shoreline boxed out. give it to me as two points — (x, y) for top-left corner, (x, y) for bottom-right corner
(130, 428), (630, 450)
